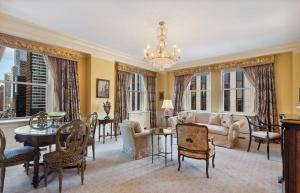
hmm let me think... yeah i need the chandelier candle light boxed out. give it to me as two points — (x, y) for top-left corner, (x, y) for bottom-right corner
(144, 21), (181, 71)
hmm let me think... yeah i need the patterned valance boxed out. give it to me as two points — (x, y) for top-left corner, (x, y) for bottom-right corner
(173, 54), (275, 76)
(0, 33), (86, 61)
(116, 62), (157, 77)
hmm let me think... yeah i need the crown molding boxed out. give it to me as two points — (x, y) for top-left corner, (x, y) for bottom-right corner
(0, 12), (155, 71)
(168, 41), (300, 71)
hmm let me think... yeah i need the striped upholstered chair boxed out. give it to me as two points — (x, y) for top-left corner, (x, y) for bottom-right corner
(0, 129), (35, 193)
(176, 123), (216, 178)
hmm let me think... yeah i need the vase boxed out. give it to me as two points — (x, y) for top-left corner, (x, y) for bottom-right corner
(103, 100), (111, 120)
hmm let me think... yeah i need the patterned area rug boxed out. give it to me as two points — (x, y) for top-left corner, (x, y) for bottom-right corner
(3, 138), (282, 193)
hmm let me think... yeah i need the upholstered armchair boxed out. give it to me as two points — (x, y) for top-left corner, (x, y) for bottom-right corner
(119, 120), (162, 160)
(176, 123), (216, 178)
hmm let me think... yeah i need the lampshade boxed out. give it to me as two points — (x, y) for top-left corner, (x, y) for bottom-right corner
(161, 100), (174, 109)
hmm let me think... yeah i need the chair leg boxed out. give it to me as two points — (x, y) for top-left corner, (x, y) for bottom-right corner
(81, 160), (85, 185)
(206, 159), (209, 178)
(25, 161), (30, 175)
(267, 140), (270, 160)
(0, 167), (5, 193)
(212, 154), (215, 168)
(58, 168), (63, 193)
(44, 163), (48, 187)
(77, 164), (80, 175)
(247, 136), (252, 152)
(178, 153), (181, 171)
(92, 142), (95, 161)
(257, 141), (261, 151)
(182, 156), (184, 161)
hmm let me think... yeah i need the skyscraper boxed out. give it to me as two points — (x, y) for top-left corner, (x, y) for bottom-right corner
(0, 85), (4, 111)
(4, 73), (12, 109)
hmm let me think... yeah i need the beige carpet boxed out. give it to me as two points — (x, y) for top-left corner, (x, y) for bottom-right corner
(3, 137), (282, 193)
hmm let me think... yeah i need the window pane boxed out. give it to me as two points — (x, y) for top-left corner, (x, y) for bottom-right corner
(190, 76), (196, 90)
(236, 71), (244, 88)
(201, 91), (207, 110)
(224, 90), (230, 111)
(0, 83), (47, 119)
(201, 75), (207, 90)
(223, 72), (230, 89)
(191, 92), (196, 110)
(236, 89), (244, 112)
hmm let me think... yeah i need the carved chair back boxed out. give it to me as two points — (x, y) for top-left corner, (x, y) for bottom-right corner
(176, 123), (209, 153)
(86, 112), (98, 139)
(0, 129), (6, 162)
(245, 115), (267, 135)
(55, 120), (89, 158)
(29, 111), (49, 126)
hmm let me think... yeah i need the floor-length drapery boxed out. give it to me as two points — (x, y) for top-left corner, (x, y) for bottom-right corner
(144, 75), (157, 128)
(243, 63), (279, 132)
(47, 56), (80, 121)
(114, 70), (132, 125)
(172, 74), (193, 115)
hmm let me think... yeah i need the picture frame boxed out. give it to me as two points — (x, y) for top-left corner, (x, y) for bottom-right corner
(96, 79), (110, 98)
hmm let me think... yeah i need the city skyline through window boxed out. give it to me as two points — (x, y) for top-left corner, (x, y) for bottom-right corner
(0, 45), (49, 119)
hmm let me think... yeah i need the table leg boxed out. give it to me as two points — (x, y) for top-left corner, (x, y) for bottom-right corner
(114, 122), (117, 141)
(98, 121), (101, 142)
(103, 123), (105, 144)
(171, 135), (173, 161)
(151, 134), (153, 164)
(165, 135), (167, 167)
(32, 147), (40, 188)
(110, 123), (112, 139)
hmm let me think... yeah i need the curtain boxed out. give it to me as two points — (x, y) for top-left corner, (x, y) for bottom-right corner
(172, 74), (193, 115)
(144, 75), (157, 128)
(47, 56), (80, 122)
(243, 63), (279, 132)
(114, 70), (132, 125)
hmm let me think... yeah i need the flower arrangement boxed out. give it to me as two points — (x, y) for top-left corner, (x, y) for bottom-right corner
(177, 115), (185, 124)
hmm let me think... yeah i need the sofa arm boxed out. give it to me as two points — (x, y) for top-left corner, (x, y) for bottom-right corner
(227, 119), (246, 148)
(168, 116), (178, 128)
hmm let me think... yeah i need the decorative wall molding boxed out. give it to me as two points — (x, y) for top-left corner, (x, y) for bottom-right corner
(173, 54), (275, 76)
(0, 33), (86, 61)
(169, 41), (300, 71)
(116, 62), (157, 77)
(0, 13), (155, 70)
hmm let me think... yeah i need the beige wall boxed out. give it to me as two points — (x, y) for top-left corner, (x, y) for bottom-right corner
(88, 57), (116, 117)
(158, 52), (298, 115)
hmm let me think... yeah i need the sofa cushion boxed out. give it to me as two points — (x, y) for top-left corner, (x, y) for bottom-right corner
(198, 123), (228, 136)
(185, 115), (195, 123)
(194, 113), (210, 124)
(123, 120), (143, 133)
(208, 114), (221, 126)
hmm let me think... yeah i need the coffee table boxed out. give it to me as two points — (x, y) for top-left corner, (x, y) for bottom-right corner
(151, 128), (173, 167)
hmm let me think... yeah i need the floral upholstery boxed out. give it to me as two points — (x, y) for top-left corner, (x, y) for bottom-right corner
(179, 142), (215, 159)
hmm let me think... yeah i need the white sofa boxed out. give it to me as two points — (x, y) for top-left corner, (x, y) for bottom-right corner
(168, 112), (246, 148)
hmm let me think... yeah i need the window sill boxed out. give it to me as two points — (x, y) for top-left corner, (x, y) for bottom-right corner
(128, 111), (150, 113)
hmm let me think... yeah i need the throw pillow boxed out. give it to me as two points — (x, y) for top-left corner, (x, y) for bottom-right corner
(208, 114), (221, 126)
(185, 115), (195, 123)
(221, 116), (233, 128)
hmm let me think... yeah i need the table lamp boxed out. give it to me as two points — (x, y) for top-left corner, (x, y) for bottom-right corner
(161, 100), (174, 116)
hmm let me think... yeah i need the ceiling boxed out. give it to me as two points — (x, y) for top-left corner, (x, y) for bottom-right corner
(0, 0), (300, 66)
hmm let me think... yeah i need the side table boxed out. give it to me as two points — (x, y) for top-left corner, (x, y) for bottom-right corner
(98, 118), (116, 144)
(151, 128), (173, 167)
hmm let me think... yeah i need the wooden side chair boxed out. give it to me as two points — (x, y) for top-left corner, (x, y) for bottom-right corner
(0, 129), (35, 193)
(86, 112), (98, 160)
(176, 123), (216, 178)
(43, 120), (89, 193)
(245, 115), (281, 160)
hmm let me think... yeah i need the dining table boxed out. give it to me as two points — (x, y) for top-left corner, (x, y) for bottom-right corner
(14, 123), (67, 188)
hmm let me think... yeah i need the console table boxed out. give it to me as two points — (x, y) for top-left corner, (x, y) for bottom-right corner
(281, 118), (300, 193)
(98, 118), (116, 144)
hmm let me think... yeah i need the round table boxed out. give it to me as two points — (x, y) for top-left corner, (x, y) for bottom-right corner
(14, 124), (63, 188)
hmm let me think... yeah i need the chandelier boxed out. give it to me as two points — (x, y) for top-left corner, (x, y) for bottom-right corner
(144, 21), (181, 71)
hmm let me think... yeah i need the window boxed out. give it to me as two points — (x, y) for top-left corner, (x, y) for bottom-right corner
(183, 73), (211, 111)
(129, 73), (146, 111)
(0, 46), (52, 119)
(221, 70), (254, 114)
